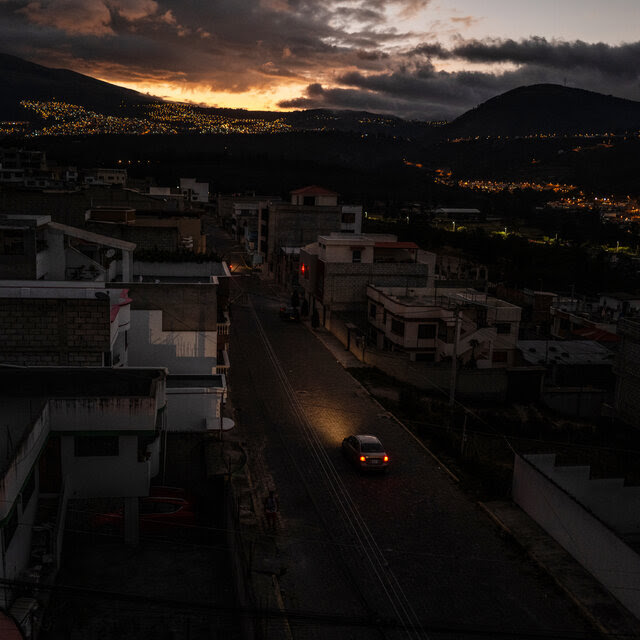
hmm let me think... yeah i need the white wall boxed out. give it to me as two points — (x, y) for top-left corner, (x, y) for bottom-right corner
(166, 388), (222, 431)
(128, 310), (218, 374)
(60, 435), (150, 498)
(513, 454), (640, 620)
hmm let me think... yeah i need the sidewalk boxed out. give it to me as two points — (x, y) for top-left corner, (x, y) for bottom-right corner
(479, 501), (640, 639)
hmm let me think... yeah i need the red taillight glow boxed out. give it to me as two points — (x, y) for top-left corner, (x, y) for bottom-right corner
(383, 456), (389, 462)
(359, 456), (366, 462)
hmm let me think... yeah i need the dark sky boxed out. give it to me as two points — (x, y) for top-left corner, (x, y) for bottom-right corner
(1, 0), (639, 119)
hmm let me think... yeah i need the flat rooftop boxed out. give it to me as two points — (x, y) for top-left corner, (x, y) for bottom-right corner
(0, 366), (165, 397)
(518, 340), (615, 366)
(167, 374), (225, 389)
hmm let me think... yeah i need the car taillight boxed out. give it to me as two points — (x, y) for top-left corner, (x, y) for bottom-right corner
(383, 456), (389, 462)
(359, 456), (366, 462)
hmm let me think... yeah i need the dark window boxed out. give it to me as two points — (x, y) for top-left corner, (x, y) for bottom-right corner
(415, 352), (436, 362)
(303, 196), (315, 206)
(496, 323), (511, 334)
(352, 250), (362, 263)
(2, 508), (18, 552)
(342, 211), (355, 223)
(369, 303), (377, 318)
(0, 230), (25, 255)
(21, 473), (36, 511)
(391, 318), (405, 336)
(418, 324), (436, 339)
(492, 351), (508, 363)
(74, 435), (119, 457)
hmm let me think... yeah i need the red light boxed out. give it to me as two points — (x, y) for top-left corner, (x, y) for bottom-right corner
(301, 263), (306, 273)
(359, 456), (366, 462)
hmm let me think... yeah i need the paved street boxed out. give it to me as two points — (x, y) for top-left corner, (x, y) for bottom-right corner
(228, 278), (596, 640)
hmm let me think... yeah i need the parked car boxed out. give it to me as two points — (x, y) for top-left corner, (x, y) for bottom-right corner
(279, 305), (300, 322)
(91, 486), (196, 535)
(341, 434), (390, 472)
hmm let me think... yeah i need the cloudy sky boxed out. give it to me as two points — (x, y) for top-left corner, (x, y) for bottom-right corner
(1, 0), (639, 120)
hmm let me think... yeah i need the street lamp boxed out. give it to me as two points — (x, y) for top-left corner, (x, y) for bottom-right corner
(452, 221), (456, 232)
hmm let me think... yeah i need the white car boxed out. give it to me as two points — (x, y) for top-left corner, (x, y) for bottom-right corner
(341, 434), (390, 472)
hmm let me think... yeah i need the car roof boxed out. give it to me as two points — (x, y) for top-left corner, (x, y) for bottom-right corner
(354, 434), (382, 444)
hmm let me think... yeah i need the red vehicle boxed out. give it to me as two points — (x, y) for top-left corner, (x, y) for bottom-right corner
(92, 486), (196, 535)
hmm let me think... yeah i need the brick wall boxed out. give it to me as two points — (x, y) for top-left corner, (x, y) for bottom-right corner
(0, 298), (110, 366)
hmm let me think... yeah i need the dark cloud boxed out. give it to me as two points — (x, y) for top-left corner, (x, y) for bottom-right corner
(452, 37), (640, 79)
(1, 1), (639, 121)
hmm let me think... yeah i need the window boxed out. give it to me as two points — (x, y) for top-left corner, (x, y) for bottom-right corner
(74, 435), (119, 457)
(342, 211), (355, 224)
(352, 250), (362, 263)
(496, 323), (511, 334)
(369, 303), (377, 319)
(303, 196), (315, 206)
(0, 230), (25, 256)
(492, 351), (508, 363)
(418, 324), (436, 339)
(415, 352), (436, 362)
(391, 318), (405, 337)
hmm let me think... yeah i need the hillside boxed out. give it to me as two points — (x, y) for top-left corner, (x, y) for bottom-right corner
(0, 52), (161, 119)
(446, 84), (640, 137)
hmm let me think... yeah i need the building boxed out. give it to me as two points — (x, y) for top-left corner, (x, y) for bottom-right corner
(367, 285), (521, 365)
(86, 207), (207, 254)
(0, 366), (167, 612)
(263, 186), (363, 285)
(126, 281), (224, 375)
(0, 214), (135, 282)
(180, 178), (209, 204)
(84, 168), (127, 187)
(0, 282), (131, 367)
(299, 232), (434, 329)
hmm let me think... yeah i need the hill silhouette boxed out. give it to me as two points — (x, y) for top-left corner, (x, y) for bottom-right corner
(0, 52), (161, 119)
(446, 84), (640, 137)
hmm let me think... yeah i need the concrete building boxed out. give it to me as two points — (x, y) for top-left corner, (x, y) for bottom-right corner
(180, 178), (209, 203)
(0, 214), (135, 282)
(84, 168), (127, 187)
(299, 233), (434, 329)
(0, 366), (167, 612)
(86, 207), (207, 254)
(263, 186), (363, 285)
(367, 285), (521, 365)
(126, 281), (223, 375)
(0, 282), (131, 367)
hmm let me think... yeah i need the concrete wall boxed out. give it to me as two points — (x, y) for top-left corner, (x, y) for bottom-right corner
(0, 405), (49, 605)
(132, 262), (221, 278)
(166, 388), (222, 431)
(0, 297), (110, 366)
(60, 434), (150, 498)
(513, 454), (640, 619)
(541, 388), (609, 418)
(128, 310), (218, 374)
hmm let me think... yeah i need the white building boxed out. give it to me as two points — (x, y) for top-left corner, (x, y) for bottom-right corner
(0, 214), (135, 283)
(0, 367), (167, 613)
(180, 178), (209, 203)
(367, 285), (521, 366)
